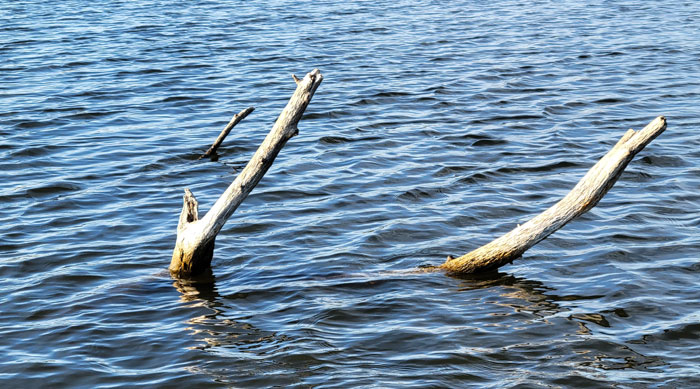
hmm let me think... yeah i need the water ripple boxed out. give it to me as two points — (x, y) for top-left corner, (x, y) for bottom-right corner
(1, 0), (699, 387)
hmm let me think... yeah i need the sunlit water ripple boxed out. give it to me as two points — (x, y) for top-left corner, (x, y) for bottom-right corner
(1, 0), (699, 387)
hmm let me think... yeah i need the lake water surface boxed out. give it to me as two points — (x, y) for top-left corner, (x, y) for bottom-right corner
(1, 0), (699, 387)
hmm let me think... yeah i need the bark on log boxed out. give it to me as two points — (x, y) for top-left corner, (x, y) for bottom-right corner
(441, 116), (667, 275)
(199, 107), (255, 160)
(171, 69), (324, 277)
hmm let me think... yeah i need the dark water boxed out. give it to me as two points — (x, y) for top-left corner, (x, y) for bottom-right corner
(2, 0), (699, 387)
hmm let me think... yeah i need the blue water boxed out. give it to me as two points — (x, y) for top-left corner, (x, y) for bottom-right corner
(1, 1), (699, 387)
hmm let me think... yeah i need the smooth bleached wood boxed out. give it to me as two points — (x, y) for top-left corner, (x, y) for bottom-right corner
(441, 116), (667, 275)
(171, 69), (324, 277)
(199, 107), (255, 160)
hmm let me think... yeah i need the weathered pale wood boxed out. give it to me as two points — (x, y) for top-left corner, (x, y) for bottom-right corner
(199, 107), (255, 160)
(171, 69), (324, 277)
(441, 116), (667, 274)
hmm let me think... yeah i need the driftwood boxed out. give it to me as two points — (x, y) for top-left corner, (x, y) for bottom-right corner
(171, 69), (324, 277)
(199, 107), (255, 160)
(440, 116), (667, 274)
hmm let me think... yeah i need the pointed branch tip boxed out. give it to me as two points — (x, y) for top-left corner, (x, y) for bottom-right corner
(178, 188), (200, 231)
(292, 74), (301, 84)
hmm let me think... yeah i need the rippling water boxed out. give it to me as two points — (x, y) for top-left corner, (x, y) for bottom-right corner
(2, 0), (699, 387)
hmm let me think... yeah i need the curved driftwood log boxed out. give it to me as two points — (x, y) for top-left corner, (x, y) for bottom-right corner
(441, 116), (667, 275)
(171, 69), (324, 277)
(199, 107), (255, 160)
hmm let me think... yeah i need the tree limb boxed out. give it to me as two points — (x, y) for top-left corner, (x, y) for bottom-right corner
(441, 116), (667, 274)
(171, 69), (324, 277)
(199, 107), (255, 160)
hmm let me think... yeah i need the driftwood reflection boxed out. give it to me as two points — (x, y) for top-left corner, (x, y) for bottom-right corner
(450, 270), (610, 330)
(172, 270), (283, 351)
(449, 271), (577, 320)
(172, 268), (220, 304)
(449, 271), (665, 371)
(173, 269), (309, 387)
(451, 270), (629, 332)
(171, 270), (307, 385)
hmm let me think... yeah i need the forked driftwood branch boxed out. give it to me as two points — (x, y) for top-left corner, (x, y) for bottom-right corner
(171, 69), (323, 277)
(199, 107), (255, 160)
(440, 116), (667, 274)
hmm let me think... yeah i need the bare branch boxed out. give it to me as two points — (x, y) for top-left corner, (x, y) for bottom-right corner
(171, 69), (324, 277)
(441, 116), (667, 274)
(199, 107), (255, 160)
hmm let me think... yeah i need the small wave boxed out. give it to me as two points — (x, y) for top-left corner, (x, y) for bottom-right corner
(64, 111), (118, 120)
(496, 160), (581, 175)
(10, 145), (62, 157)
(25, 182), (83, 199)
(15, 120), (58, 129)
(594, 97), (627, 104)
(472, 138), (507, 147)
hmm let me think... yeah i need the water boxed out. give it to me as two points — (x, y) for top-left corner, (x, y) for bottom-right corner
(1, 0), (699, 387)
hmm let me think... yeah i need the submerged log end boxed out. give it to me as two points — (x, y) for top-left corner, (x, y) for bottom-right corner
(440, 245), (522, 275)
(171, 189), (215, 277)
(170, 235), (216, 277)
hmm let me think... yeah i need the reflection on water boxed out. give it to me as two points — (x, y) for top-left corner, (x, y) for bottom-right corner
(174, 274), (265, 351)
(172, 271), (312, 386)
(454, 272), (566, 319)
(452, 272), (671, 381)
(170, 269), (673, 386)
(173, 269), (220, 304)
(174, 272), (280, 355)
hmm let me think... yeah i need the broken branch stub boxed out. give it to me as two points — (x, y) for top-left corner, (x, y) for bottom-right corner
(170, 69), (324, 277)
(199, 107), (255, 160)
(441, 116), (667, 275)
